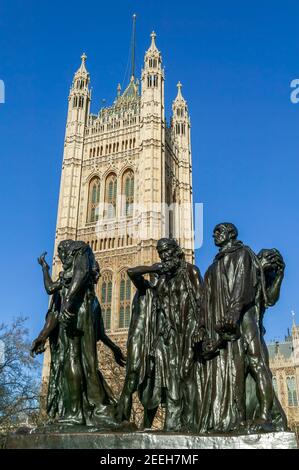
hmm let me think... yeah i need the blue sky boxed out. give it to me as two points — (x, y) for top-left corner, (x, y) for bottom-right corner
(0, 0), (298, 345)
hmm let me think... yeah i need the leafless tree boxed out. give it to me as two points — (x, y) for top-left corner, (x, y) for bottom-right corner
(0, 316), (41, 444)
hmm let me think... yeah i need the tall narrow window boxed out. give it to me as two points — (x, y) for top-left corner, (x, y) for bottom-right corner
(287, 376), (298, 406)
(100, 272), (112, 331)
(88, 177), (100, 222)
(119, 271), (131, 328)
(122, 170), (134, 217)
(105, 173), (117, 218)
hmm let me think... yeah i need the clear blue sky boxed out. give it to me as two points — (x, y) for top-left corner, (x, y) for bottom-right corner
(0, 0), (298, 344)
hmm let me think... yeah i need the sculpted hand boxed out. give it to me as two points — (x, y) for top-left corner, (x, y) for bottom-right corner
(38, 252), (49, 270)
(151, 263), (164, 274)
(192, 327), (206, 345)
(113, 346), (126, 367)
(271, 251), (285, 273)
(30, 337), (46, 357)
(215, 316), (241, 341)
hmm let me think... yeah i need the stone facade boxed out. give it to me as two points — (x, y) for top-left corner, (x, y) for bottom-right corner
(41, 32), (194, 405)
(268, 320), (299, 431)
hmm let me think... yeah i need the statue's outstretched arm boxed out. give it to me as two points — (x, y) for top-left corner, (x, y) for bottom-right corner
(38, 252), (61, 294)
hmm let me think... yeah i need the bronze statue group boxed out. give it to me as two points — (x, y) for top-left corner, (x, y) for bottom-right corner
(31, 223), (288, 434)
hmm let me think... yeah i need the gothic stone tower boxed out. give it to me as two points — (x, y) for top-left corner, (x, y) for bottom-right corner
(42, 32), (194, 393)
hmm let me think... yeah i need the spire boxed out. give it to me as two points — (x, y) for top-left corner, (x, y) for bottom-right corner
(145, 30), (161, 59)
(75, 53), (89, 77)
(150, 31), (157, 51)
(69, 53), (91, 107)
(131, 14), (137, 78)
(174, 81), (186, 103)
(292, 310), (296, 329)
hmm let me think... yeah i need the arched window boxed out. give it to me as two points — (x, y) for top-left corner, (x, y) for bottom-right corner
(88, 177), (100, 222)
(119, 271), (131, 328)
(122, 170), (134, 217)
(287, 376), (298, 406)
(100, 272), (112, 331)
(105, 173), (117, 218)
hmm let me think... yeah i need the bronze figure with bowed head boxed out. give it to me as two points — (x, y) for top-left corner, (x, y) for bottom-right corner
(117, 238), (203, 431)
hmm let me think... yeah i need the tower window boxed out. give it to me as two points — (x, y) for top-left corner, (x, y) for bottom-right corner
(78, 96), (84, 108)
(147, 74), (158, 88)
(287, 376), (298, 406)
(122, 169), (134, 217)
(88, 177), (100, 222)
(118, 271), (131, 328)
(105, 173), (117, 219)
(100, 271), (113, 331)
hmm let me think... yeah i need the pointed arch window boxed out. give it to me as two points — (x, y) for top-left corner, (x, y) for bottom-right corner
(100, 271), (113, 331)
(119, 271), (131, 328)
(88, 177), (100, 222)
(122, 170), (134, 217)
(287, 376), (298, 406)
(78, 96), (84, 108)
(105, 173), (117, 219)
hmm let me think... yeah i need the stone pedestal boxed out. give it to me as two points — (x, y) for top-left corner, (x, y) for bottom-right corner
(4, 431), (298, 449)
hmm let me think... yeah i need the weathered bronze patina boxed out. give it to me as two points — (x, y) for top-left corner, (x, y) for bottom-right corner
(194, 223), (288, 434)
(31, 240), (125, 428)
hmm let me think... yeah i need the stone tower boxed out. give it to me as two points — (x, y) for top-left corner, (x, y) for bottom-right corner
(42, 32), (194, 392)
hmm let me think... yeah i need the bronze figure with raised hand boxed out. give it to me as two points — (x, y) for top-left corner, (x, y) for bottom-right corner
(31, 240), (125, 428)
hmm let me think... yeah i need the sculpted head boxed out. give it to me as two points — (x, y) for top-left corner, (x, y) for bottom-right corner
(213, 223), (238, 248)
(57, 239), (74, 267)
(57, 239), (88, 269)
(156, 238), (184, 272)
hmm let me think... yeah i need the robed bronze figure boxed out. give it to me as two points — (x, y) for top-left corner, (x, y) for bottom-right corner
(195, 223), (287, 434)
(31, 240), (125, 427)
(117, 238), (203, 431)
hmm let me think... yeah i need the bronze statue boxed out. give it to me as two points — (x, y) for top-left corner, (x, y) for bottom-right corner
(117, 238), (203, 431)
(195, 223), (288, 434)
(31, 240), (125, 427)
(31, 230), (288, 437)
